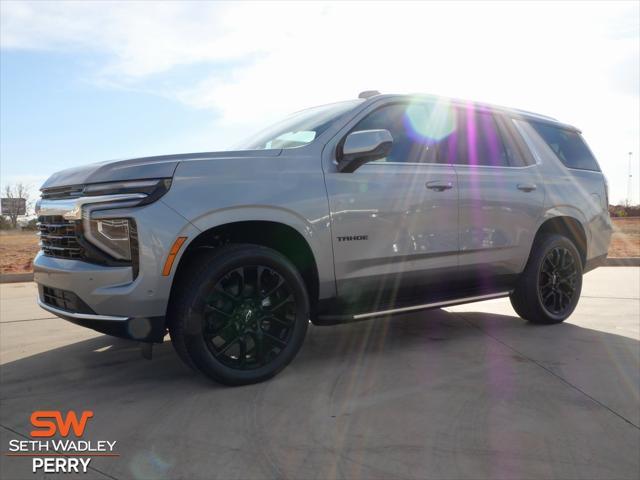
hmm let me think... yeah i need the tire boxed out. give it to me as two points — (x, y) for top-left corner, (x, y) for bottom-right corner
(510, 234), (583, 324)
(168, 244), (309, 386)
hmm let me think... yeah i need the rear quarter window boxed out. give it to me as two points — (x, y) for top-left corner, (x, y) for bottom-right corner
(529, 121), (600, 171)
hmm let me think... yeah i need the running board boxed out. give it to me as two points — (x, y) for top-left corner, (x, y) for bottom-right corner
(316, 291), (511, 324)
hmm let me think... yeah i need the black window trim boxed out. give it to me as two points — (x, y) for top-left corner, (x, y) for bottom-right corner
(495, 114), (537, 167)
(337, 100), (541, 169)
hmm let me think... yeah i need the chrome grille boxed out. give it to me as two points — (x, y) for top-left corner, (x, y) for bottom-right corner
(40, 185), (84, 200)
(37, 215), (83, 260)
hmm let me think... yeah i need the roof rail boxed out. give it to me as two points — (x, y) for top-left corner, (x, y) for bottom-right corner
(358, 90), (380, 99)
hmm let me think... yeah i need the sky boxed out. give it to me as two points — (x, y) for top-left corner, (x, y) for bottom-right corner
(1, 0), (638, 205)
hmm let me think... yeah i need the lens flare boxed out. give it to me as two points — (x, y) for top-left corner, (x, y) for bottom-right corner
(404, 99), (457, 142)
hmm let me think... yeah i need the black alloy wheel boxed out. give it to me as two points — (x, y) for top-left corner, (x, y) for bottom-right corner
(538, 246), (579, 317)
(510, 233), (583, 324)
(168, 244), (309, 385)
(203, 265), (296, 370)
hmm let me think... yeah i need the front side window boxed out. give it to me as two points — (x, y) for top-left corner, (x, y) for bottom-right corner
(350, 101), (457, 164)
(350, 101), (517, 167)
(528, 122), (600, 171)
(236, 100), (363, 150)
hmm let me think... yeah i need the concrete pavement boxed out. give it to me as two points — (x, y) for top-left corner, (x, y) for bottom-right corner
(1, 267), (639, 479)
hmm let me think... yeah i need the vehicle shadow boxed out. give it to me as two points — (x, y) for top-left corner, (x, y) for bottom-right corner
(1, 307), (638, 480)
(1, 308), (503, 395)
(1, 308), (638, 407)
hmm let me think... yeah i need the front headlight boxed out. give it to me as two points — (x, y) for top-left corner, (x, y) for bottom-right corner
(77, 179), (169, 263)
(83, 178), (172, 205)
(86, 217), (133, 260)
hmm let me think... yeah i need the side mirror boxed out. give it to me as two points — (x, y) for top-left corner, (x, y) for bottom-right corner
(337, 129), (393, 173)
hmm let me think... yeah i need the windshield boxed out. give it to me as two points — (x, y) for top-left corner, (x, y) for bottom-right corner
(235, 100), (363, 150)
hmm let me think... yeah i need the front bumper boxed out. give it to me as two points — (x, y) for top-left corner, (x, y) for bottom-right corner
(37, 296), (166, 342)
(34, 197), (200, 341)
(34, 251), (170, 342)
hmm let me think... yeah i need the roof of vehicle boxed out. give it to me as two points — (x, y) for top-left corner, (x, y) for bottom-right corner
(362, 92), (579, 132)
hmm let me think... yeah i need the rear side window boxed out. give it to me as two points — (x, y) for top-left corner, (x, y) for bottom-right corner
(441, 109), (511, 167)
(529, 122), (600, 171)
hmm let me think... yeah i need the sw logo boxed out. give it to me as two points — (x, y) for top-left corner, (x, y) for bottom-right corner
(30, 410), (94, 438)
(6, 410), (118, 474)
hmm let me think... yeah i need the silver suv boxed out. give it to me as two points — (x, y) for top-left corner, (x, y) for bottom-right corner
(34, 92), (612, 385)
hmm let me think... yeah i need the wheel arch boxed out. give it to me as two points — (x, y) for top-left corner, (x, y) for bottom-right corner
(532, 214), (588, 268)
(169, 219), (322, 313)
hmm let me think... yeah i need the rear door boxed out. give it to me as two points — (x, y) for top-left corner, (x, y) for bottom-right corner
(323, 101), (459, 309)
(451, 108), (545, 290)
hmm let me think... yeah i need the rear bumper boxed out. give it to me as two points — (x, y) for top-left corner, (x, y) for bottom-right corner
(37, 296), (166, 342)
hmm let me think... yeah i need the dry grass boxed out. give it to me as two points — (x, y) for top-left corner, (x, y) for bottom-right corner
(0, 218), (638, 274)
(0, 231), (39, 273)
(610, 217), (640, 258)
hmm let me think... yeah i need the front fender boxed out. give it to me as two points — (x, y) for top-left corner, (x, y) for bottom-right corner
(166, 205), (336, 299)
(161, 154), (335, 298)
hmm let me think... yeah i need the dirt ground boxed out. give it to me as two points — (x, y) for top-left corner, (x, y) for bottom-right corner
(1, 218), (639, 274)
(609, 217), (640, 257)
(0, 231), (39, 273)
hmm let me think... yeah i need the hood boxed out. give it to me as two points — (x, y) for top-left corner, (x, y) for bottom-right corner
(40, 149), (281, 190)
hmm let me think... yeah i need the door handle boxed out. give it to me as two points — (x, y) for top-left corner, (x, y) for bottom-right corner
(517, 183), (537, 192)
(426, 181), (453, 192)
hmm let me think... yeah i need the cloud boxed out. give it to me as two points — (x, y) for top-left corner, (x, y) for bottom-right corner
(1, 1), (639, 201)
(2, 2), (236, 76)
(2, 1), (637, 118)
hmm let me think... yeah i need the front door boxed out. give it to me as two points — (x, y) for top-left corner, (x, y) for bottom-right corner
(324, 101), (459, 310)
